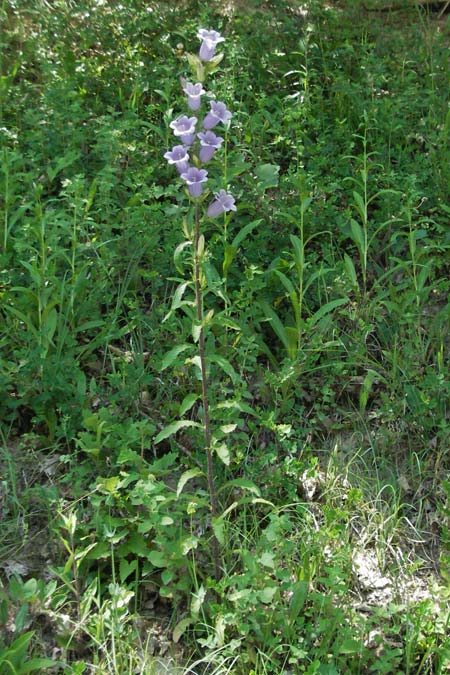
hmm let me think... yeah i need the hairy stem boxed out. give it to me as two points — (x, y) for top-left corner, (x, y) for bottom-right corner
(194, 202), (221, 581)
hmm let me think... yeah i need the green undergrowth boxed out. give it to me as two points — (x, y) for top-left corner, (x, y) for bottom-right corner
(0, 0), (449, 673)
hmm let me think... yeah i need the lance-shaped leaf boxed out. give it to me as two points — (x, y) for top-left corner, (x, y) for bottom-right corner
(154, 420), (201, 444)
(160, 343), (192, 371)
(177, 468), (204, 497)
(223, 219), (263, 276)
(209, 353), (238, 383)
(179, 393), (199, 416)
(308, 297), (349, 328)
(215, 442), (230, 465)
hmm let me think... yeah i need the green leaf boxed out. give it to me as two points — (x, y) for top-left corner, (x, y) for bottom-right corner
(417, 262), (431, 292)
(197, 233), (205, 257)
(359, 368), (379, 412)
(85, 541), (110, 560)
(222, 244), (237, 277)
(220, 423), (237, 434)
(154, 420), (201, 444)
(227, 152), (250, 179)
(19, 658), (58, 674)
(162, 569), (174, 585)
(209, 354), (238, 383)
(42, 307), (57, 343)
(284, 326), (299, 359)
(73, 319), (105, 334)
(272, 268), (296, 297)
(215, 443), (230, 466)
(161, 516), (174, 526)
(173, 617), (194, 643)
(301, 196), (312, 214)
(47, 149), (80, 182)
(191, 319), (201, 343)
(3, 304), (39, 338)
(182, 535), (198, 555)
(0, 598), (8, 625)
(171, 281), (191, 311)
(179, 393), (198, 416)
(215, 399), (257, 416)
(203, 262), (227, 302)
(79, 445), (101, 459)
(260, 301), (290, 355)
(85, 176), (98, 213)
(176, 468), (204, 497)
(173, 240), (191, 273)
(21, 579), (38, 600)
(258, 551), (275, 569)
(0, 630), (34, 668)
(255, 163), (280, 190)
(117, 447), (142, 466)
(141, 120), (166, 141)
(229, 588), (252, 602)
(212, 517), (225, 545)
(350, 218), (365, 255)
(258, 586), (277, 603)
(339, 638), (363, 654)
(119, 558), (137, 583)
(185, 52), (205, 81)
(147, 452), (178, 473)
(344, 253), (358, 290)
(148, 551), (168, 567)
(231, 219), (262, 249)
(272, 269), (300, 328)
(352, 190), (366, 222)
(160, 344), (192, 371)
(187, 354), (202, 376)
(21, 260), (41, 287)
(290, 234), (303, 267)
(207, 52), (224, 67)
(96, 475), (121, 494)
(191, 585), (206, 616)
(217, 479), (261, 497)
(14, 603), (29, 633)
(288, 580), (308, 622)
(308, 297), (349, 327)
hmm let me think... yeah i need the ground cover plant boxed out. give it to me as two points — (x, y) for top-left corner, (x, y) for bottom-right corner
(0, 0), (449, 673)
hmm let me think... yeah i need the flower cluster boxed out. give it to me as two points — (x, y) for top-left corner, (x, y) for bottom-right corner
(163, 29), (236, 218)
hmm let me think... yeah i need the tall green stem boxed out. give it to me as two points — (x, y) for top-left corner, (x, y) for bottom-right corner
(2, 148), (9, 253)
(193, 202), (221, 581)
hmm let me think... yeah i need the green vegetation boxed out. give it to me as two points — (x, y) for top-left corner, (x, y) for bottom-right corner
(1, 0), (449, 673)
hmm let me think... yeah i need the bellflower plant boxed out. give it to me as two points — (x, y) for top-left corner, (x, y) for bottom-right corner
(161, 27), (238, 581)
